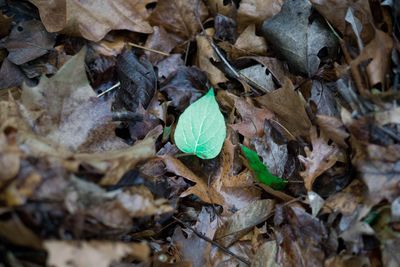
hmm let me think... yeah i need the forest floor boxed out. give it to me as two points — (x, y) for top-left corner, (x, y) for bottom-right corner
(0, 0), (400, 266)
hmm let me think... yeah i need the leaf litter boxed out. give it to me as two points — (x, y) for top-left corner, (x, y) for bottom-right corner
(0, 0), (400, 266)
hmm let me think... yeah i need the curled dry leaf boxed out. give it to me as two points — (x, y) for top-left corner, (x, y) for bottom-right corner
(214, 199), (275, 247)
(149, 0), (209, 40)
(298, 127), (340, 191)
(28, 0), (156, 42)
(45, 240), (150, 267)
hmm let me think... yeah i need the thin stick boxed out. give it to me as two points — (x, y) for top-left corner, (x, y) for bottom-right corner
(172, 216), (251, 266)
(128, 42), (170, 56)
(97, 82), (120, 97)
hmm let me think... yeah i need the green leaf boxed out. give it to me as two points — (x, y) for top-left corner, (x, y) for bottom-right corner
(241, 145), (286, 190)
(174, 88), (226, 159)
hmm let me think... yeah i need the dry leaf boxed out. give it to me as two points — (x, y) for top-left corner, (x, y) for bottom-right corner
(28, 0), (156, 42)
(161, 155), (225, 207)
(21, 47), (126, 152)
(0, 20), (55, 65)
(237, 0), (283, 31)
(45, 240), (150, 267)
(144, 26), (181, 64)
(231, 97), (274, 139)
(196, 30), (228, 85)
(234, 24), (267, 57)
(149, 0), (209, 40)
(352, 29), (393, 88)
(298, 127), (340, 191)
(214, 199), (275, 247)
(256, 78), (311, 139)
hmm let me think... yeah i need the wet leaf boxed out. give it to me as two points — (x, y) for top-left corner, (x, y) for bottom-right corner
(241, 145), (286, 190)
(174, 89), (226, 159)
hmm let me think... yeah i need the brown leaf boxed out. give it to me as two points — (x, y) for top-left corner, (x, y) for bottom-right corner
(149, 0), (209, 40)
(214, 199), (275, 247)
(0, 132), (20, 184)
(28, 0), (156, 42)
(45, 240), (150, 267)
(256, 78), (311, 139)
(231, 97), (274, 139)
(0, 20), (56, 65)
(76, 126), (162, 185)
(316, 115), (349, 148)
(0, 59), (26, 89)
(221, 24), (267, 59)
(215, 138), (262, 212)
(160, 66), (208, 111)
(0, 11), (11, 38)
(298, 127), (340, 191)
(274, 205), (334, 267)
(161, 155), (225, 207)
(310, 0), (373, 39)
(237, 0), (282, 31)
(352, 29), (393, 88)
(196, 30), (228, 85)
(172, 208), (217, 267)
(21, 47), (126, 152)
(251, 241), (280, 267)
(0, 214), (42, 249)
(354, 143), (400, 205)
(144, 26), (181, 64)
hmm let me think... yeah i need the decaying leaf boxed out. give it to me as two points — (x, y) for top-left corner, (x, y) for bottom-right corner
(149, 0), (209, 40)
(231, 97), (274, 139)
(274, 205), (335, 267)
(298, 127), (340, 191)
(112, 50), (156, 112)
(45, 240), (150, 267)
(196, 29), (228, 85)
(237, 0), (283, 31)
(160, 66), (208, 111)
(21, 47), (126, 152)
(161, 155), (225, 206)
(261, 0), (337, 75)
(28, 0), (156, 41)
(0, 20), (55, 65)
(214, 199), (275, 247)
(257, 79), (311, 139)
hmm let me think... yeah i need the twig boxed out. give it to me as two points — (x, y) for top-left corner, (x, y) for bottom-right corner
(128, 42), (170, 56)
(172, 216), (251, 266)
(97, 82), (120, 97)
